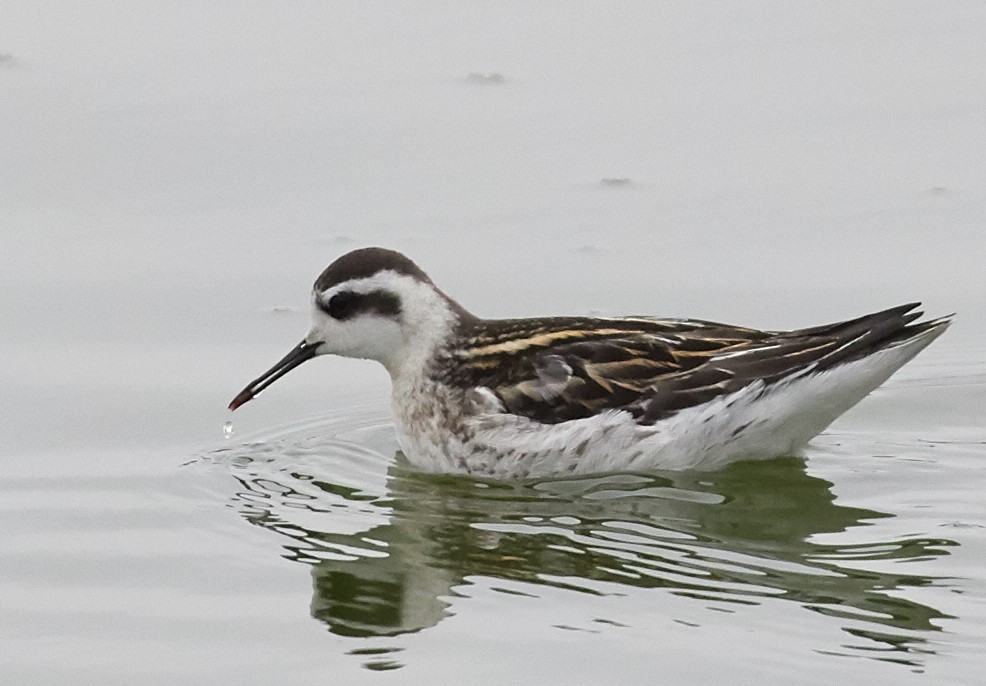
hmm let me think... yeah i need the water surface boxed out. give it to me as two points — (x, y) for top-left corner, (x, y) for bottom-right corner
(2, 2), (985, 684)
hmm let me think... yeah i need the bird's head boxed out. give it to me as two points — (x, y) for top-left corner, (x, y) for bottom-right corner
(229, 247), (472, 411)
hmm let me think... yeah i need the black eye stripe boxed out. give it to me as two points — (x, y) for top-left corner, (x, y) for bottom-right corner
(324, 291), (357, 319)
(319, 290), (401, 320)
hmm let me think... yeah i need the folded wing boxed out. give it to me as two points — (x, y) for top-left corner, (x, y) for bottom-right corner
(479, 303), (944, 424)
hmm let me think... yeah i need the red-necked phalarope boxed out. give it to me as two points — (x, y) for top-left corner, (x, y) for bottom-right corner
(229, 247), (951, 478)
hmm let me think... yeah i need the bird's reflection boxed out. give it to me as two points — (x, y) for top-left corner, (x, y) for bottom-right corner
(228, 449), (955, 665)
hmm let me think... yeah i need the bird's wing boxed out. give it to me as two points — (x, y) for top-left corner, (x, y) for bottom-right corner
(456, 316), (768, 424)
(463, 304), (937, 425)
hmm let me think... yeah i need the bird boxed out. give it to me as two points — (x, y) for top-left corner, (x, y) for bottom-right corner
(229, 247), (951, 478)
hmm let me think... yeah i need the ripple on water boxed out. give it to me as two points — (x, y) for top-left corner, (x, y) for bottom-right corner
(194, 412), (965, 673)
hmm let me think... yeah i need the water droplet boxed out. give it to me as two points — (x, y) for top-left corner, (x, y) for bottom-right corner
(223, 420), (234, 439)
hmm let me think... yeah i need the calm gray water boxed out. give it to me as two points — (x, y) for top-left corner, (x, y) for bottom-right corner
(2, 3), (985, 684)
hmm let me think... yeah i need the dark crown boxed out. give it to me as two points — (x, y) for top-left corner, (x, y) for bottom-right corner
(314, 247), (433, 292)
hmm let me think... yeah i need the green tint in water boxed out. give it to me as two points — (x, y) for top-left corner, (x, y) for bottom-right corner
(223, 448), (956, 668)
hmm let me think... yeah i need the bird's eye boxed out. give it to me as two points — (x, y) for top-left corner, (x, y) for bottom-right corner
(326, 292), (358, 319)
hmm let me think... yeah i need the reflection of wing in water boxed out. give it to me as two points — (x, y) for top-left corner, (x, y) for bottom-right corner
(212, 423), (956, 667)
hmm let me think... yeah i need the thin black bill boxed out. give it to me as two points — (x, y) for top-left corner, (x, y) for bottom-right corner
(229, 339), (321, 411)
